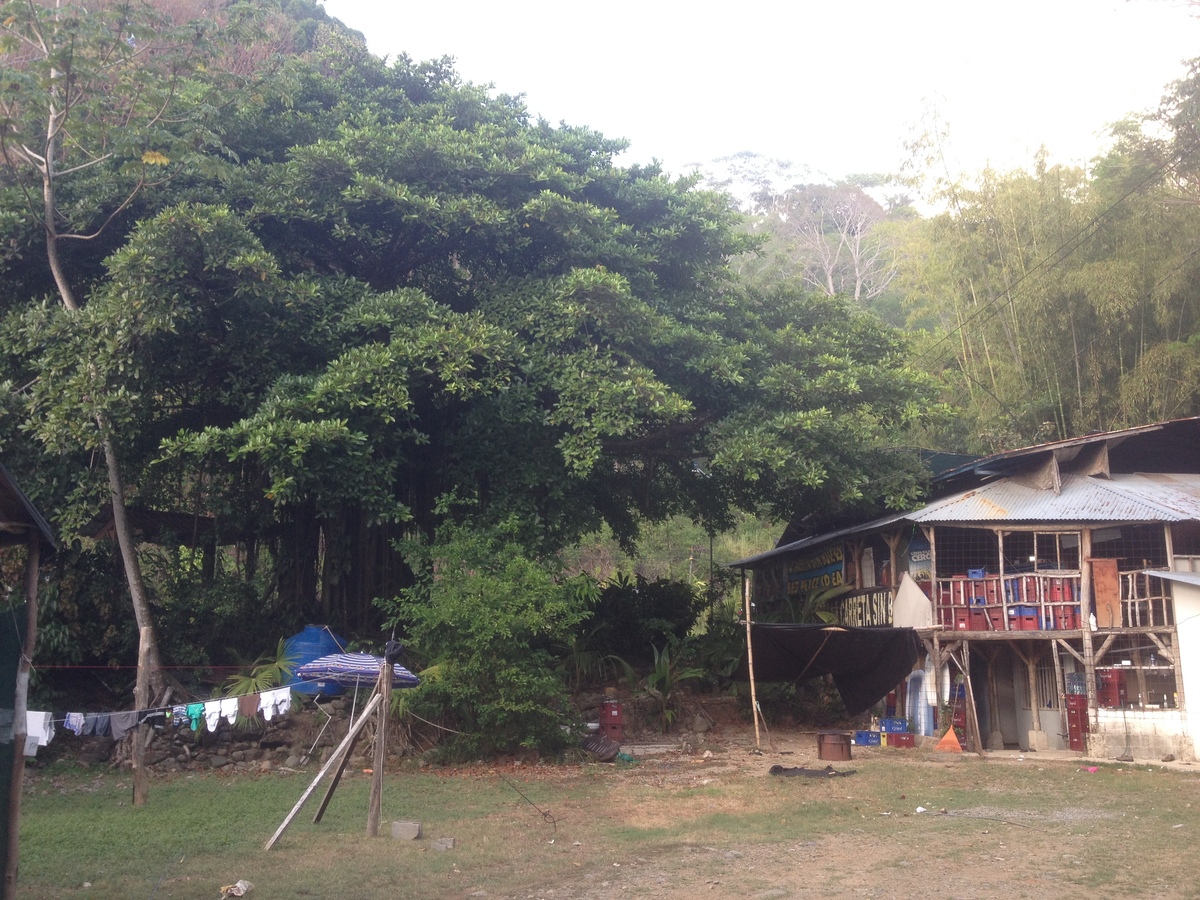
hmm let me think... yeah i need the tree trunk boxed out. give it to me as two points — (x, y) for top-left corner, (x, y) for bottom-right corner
(101, 431), (164, 701)
(3, 536), (40, 900)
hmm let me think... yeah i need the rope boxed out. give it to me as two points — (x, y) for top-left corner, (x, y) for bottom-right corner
(498, 772), (558, 834)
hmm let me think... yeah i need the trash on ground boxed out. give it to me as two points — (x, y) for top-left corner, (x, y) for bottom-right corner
(768, 764), (855, 778)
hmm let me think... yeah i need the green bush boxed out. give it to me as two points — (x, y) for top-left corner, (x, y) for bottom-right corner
(589, 573), (703, 665)
(379, 520), (596, 758)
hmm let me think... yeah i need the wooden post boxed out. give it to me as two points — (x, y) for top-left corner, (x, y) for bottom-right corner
(742, 571), (761, 749)
(265, 691), (383, 850)
(132, 626), (151, 807)
(959, 640), (986, 758)
(367, 662), (392, 837)
(1052, 640), (1068, 748)
(3, 536), (39, 900)
(311, 729), (365, 824)
(1080, 529), (1098, 734)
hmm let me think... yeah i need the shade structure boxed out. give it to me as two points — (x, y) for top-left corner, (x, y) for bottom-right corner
(297, 652), (420, 689)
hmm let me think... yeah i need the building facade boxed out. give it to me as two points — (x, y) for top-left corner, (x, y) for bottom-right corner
(731, 419), (1200, 760)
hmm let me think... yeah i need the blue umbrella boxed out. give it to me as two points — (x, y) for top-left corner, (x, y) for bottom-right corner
(297, 652), (420, 689)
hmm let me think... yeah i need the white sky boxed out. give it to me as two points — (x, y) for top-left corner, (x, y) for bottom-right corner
(320, 0), (1200, 187)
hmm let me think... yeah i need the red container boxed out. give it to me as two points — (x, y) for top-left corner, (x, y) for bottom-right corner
(1015, 614), (1038, 631)
(884, 732), (915, 748)
(1097, 670), (1126, 708)
(1055, 606), (1081, 629)
(600, 700), (624, 742)
(954, 609), (971, 630)
(969, 609), (989, 631)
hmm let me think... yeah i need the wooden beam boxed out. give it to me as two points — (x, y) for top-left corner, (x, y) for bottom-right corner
(1055, 639), (1085, 666)
(367, 663), (393, 837)
(265, 692), (383, 850)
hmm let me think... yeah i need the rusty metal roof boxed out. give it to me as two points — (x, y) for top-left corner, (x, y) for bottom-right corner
(911, 473), (1200, 523)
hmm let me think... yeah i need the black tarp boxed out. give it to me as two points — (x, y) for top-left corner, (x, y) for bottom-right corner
(736, 624), (920, 715)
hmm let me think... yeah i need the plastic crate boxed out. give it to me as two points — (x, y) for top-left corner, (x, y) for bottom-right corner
(884, 732), (915, 748)
(881, 717), (908, 733)
(967, 568), (986, 580)
(853, 730), (881, 746)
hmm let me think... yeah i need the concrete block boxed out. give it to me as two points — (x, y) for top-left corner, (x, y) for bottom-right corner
(431, 837), (457, 851)
(391, 821), (422, 840)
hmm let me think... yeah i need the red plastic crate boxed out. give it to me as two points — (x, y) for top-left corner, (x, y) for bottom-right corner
(1055, 607), (1081, 629)
(885, 732), (915, 748)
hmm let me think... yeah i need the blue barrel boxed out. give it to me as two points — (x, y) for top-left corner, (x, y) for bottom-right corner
(284, 625), (347, 696)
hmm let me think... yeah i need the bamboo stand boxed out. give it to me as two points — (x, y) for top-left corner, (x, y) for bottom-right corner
(265, 661), (392, 850)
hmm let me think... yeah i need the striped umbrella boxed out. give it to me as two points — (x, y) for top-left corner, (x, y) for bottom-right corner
(297, 652), (420, 689)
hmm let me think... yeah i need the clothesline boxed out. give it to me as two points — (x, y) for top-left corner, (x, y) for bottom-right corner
(11, 684), (301, 758)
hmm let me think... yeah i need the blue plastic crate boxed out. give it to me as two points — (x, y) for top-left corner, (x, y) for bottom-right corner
(854, 730), (881, 746)
(881, 717), (908, 733)
(967, 567), (986, 579)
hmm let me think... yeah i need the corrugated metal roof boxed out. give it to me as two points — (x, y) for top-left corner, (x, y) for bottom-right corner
(932, 420), (1177, 483)
(911, 473), (1200, 523)
(727, 509), (911, 568)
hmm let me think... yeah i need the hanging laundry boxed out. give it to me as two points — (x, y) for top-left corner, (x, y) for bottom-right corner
(203, 700), (222, 732)
(171, 705), (188, 727)
(109, 710), (139, 742)
(24, 711), (55, 755)
(219, 697), (239, 725)
(185, 703), (204, 731)
(64, 712), (86, 736)
(238, 693), (259, 719)
(137, 708), (168, 728)
(82, 713), (110, 737)
(258, 687), (291, 721)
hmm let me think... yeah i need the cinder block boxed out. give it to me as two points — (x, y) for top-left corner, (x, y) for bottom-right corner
(431, 837), (457, 851)
(391, 821), (422, 840)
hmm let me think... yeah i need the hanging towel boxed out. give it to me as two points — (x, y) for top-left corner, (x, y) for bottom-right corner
(64, 712), (86, 736)
(82, 713), (110, 737)
(219, 697), (239, 725)
(238, 693), (259, 719)
(109, 711), (139, 742)
(185, 703), (204, 731)
(203, 700), (222, 732)
(26, 711), (55, 747)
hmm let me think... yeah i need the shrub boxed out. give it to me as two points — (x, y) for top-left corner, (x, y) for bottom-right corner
(378, 520), (596, 758)
(589, 573), (703, 665)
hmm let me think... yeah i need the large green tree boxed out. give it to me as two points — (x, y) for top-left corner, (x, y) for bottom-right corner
(2, 6), (933, 663)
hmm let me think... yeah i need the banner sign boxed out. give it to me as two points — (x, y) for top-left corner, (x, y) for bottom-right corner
(786, 545), (844, 595)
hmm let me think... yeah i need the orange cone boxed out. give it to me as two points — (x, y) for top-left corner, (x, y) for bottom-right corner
(935, 727), (963, 753)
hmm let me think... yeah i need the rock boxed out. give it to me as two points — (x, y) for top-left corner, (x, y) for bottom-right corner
(231, 751), (245, 762)
(285, 755), (301, 768)
(431, 837), (456, 851)
(211, 756), (230, 769)
(391, 821), (422, 840)
(692, 715), (711, 733)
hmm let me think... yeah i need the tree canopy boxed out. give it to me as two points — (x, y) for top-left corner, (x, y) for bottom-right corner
(0, 2), (932, 661)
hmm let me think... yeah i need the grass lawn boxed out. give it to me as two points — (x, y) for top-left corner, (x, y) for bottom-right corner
(17, 744), (1200, 899)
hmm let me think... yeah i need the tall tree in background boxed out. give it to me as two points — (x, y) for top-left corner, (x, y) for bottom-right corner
(0, 0), (249, 804)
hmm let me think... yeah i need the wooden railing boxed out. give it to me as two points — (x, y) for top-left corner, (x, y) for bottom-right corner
(1121, 571), (1174, 628)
